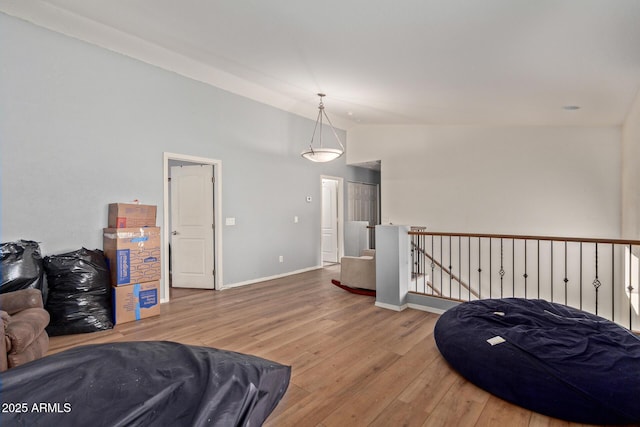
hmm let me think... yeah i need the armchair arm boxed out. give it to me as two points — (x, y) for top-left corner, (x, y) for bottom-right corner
(0, 312), (8, 372)
(361, 249), (375, 258)
(5, 308), (50, 356)
(0, 289), (44, 315)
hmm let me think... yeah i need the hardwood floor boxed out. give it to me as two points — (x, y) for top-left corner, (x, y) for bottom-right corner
(48, 266), (609, 426)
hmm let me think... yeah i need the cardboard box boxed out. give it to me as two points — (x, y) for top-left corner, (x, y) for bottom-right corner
(103, 227), (161, 286)
(108, 203), (157, 228)
(112, 281), (160, 324)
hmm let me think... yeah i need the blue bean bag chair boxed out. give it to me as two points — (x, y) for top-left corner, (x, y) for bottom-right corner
(434, 298), (640, 425)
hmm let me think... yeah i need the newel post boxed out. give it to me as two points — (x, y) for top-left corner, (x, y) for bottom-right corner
(375, 225), (410, 311)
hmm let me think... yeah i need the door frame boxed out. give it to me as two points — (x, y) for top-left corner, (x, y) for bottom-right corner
(163, 152), (223, 301)
(320, 175), (344, 265)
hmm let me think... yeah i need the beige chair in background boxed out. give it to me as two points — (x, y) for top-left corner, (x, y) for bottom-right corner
(340, 249), (376, 291)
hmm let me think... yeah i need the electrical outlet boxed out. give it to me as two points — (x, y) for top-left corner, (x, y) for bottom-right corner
(279, 255), (284, 263)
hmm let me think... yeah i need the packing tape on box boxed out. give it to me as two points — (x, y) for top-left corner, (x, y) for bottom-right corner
(133, 283), (141, 320)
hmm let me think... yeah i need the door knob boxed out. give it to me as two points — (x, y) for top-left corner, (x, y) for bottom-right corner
(172, 231), (179, 235)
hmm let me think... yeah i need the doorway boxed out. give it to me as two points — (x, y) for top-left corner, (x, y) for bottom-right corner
(170, 163), (214, 290)
(163, 153), (222, 301)
(321, 176), (344, 266)
(347, 181), (380, 249)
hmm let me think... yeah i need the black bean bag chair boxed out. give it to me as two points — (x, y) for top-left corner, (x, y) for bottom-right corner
(0, 341), (290, 426)
(434, 298), (640, 425)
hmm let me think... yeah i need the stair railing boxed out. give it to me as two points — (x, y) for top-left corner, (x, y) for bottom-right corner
(409, 230), (640, 330)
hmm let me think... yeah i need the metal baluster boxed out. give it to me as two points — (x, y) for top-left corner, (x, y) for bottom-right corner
(431, 236), (435, 296)
(417, 235), (421, 292)
(512, 239), (515, 297)
(489, 238), (492, 298)
(478, 238), (482, 299)
(629, 245), (640, 329)
(537, 240), (540, 298)
(564, 241), (568, 305)
(449, 236), (452, 298)
(522, 240), (528, 298)
(420, 235), (423, 293)
(611, 243), (614, 324)
(468, 237), (471, 301)
(418, 235), (422, 292)
(579, 242), (583, 311)
(458, 236), (462, 300)
(551, 242), (554, 302)
(440, 236), (444, 293)
(420, 235), (424, 294)
(629, 244), (634, 329)
(419, 234), (422, 293)
(593, 243), (601, 315)
(411, 236), (418, 292)
(499, 239), (505, 298)
(419, 235), (423, 293)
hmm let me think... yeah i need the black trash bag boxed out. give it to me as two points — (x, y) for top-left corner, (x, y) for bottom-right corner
(44, 248), (113, 336)
(0, 240), (47, 301)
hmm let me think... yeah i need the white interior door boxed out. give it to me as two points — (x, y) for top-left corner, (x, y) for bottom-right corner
(322, 178), (339, 263)
(170, 164), (215, 289)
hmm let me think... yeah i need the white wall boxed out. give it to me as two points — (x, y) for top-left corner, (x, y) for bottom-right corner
(348, 125), (620, 238)
(0, 13), (380, 297)
(622, 90), (640, 239)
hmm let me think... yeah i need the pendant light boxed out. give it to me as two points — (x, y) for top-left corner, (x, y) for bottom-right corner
(301, 93), (345, 162)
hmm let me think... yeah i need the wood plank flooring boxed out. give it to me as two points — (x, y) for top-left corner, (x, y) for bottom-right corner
(48, 266), (616, 426)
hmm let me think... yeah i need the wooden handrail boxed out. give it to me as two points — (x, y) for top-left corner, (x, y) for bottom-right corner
(408, 231), (640, 246)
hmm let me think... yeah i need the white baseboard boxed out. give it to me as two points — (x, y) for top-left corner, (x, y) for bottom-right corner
(407, 303), (446, 315)
(374, 301), (408, 311)
(222, 265), (323, 289)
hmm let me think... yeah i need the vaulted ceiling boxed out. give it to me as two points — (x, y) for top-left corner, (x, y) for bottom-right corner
(2, 0), (640, 128)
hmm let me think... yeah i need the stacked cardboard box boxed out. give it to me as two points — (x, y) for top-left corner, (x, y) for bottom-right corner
(104, 203), (160, 324)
